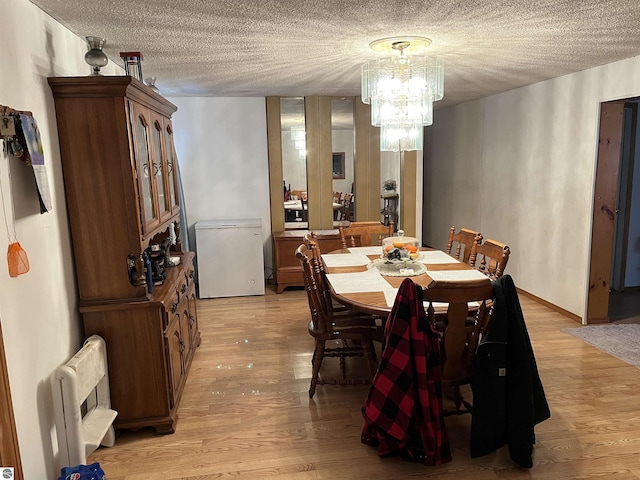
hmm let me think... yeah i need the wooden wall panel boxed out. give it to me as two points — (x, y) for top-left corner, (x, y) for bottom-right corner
(266, 96), (284, 234)
(354, 100), (380, 221)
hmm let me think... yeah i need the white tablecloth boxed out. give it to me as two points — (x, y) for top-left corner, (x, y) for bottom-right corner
(321, 252), (371, 267)
(325, 269), (393, 294)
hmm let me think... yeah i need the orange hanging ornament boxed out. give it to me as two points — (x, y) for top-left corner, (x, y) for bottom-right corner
(7, 241), (29, 277)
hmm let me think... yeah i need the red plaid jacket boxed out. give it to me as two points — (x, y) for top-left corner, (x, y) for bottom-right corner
(361, 278), (451, 465)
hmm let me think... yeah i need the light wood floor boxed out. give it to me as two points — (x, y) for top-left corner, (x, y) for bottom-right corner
(90, 285), (640, 479)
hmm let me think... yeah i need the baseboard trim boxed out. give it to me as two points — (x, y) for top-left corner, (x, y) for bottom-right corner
(516, 287), (582, 324)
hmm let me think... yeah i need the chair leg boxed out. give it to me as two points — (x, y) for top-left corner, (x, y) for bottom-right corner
(452, 386), (463, 411)
(443, 385), (473, 416)
(339, 352), (347, 380)
(309, 339), (325, 398)
(362, 340), (377, 379)
(337, 339), (351, 379)
(368, 340), (378, 365)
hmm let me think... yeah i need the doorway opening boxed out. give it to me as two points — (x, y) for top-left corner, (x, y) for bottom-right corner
(588, 98), (640, 324)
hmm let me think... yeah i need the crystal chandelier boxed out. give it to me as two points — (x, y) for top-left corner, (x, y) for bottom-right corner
(361, 37), (444, 152)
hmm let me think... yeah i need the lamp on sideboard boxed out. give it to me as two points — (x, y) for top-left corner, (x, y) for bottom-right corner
(84, 36), (108, 75)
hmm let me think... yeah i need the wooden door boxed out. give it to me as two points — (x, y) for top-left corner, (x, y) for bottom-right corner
(587, 101), (625, 323)
(611, 104), (638, 292)
(0, 323), (23, 479)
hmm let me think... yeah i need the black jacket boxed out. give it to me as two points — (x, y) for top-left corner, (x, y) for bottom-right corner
(470, 275), (551, 468)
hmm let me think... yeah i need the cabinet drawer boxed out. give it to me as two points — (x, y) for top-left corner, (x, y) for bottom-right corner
(177, 275), (188, 299)
(277, 267), (303, 285)
(185, 265), (195, 285)
(166, 289), (180, 326)
(183, 256), (195, 285)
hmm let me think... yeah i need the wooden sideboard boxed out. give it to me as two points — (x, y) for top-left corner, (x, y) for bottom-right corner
(273, 229), (343, 293)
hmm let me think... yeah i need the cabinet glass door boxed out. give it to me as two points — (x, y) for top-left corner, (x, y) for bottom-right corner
(152, 117), (170, 221)
(164, 123), (180, 215)
(132, 104), (159, 233)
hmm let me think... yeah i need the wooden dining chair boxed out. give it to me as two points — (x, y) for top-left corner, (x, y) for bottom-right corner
(422, 277), (495, 415)
(304, 232), (383, 337)
(332, 192), (343, 220)
(339, 193), (353, 222)
(300, 196), (308, 222)
(296, 244), (379, 398)
(340, 193), (353, 221)
(338, 221), (394, 248)
(290, 189), (305, 200)
(470, 238), (511, 279)
(446, 226), (482, 265)
(303, 232), (346, 314)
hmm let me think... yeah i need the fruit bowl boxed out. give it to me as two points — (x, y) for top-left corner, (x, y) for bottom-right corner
(368, 256), (426, 277)
(368, 232), (425, 276)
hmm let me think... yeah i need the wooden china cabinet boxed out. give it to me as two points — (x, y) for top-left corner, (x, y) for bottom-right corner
(48, 76), (200, 434)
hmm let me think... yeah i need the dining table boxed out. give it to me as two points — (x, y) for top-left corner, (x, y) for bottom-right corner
(322, 246), (491, 316)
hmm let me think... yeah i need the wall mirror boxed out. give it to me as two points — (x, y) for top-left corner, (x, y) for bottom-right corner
(331, 97), (354, 222)
(380, 151), (401, 228)
(268, 96), (418, 236)
(280, 97), (308, 228)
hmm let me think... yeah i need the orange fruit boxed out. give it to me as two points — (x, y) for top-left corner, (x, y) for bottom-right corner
(393, 242), (404, 248)
(406, 245), (418, 253)
(384, 245), (393, 252)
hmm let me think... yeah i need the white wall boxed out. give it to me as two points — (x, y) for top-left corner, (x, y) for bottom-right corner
(0, 0), (123, 478)
(167, 97), (273, 276)
(423, 54), (640, 319)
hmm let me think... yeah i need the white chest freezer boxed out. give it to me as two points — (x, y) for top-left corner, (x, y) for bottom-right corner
(195, 219), (265, 298)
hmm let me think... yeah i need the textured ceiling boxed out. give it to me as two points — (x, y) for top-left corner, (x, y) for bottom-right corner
(29, 0), (640, 108)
